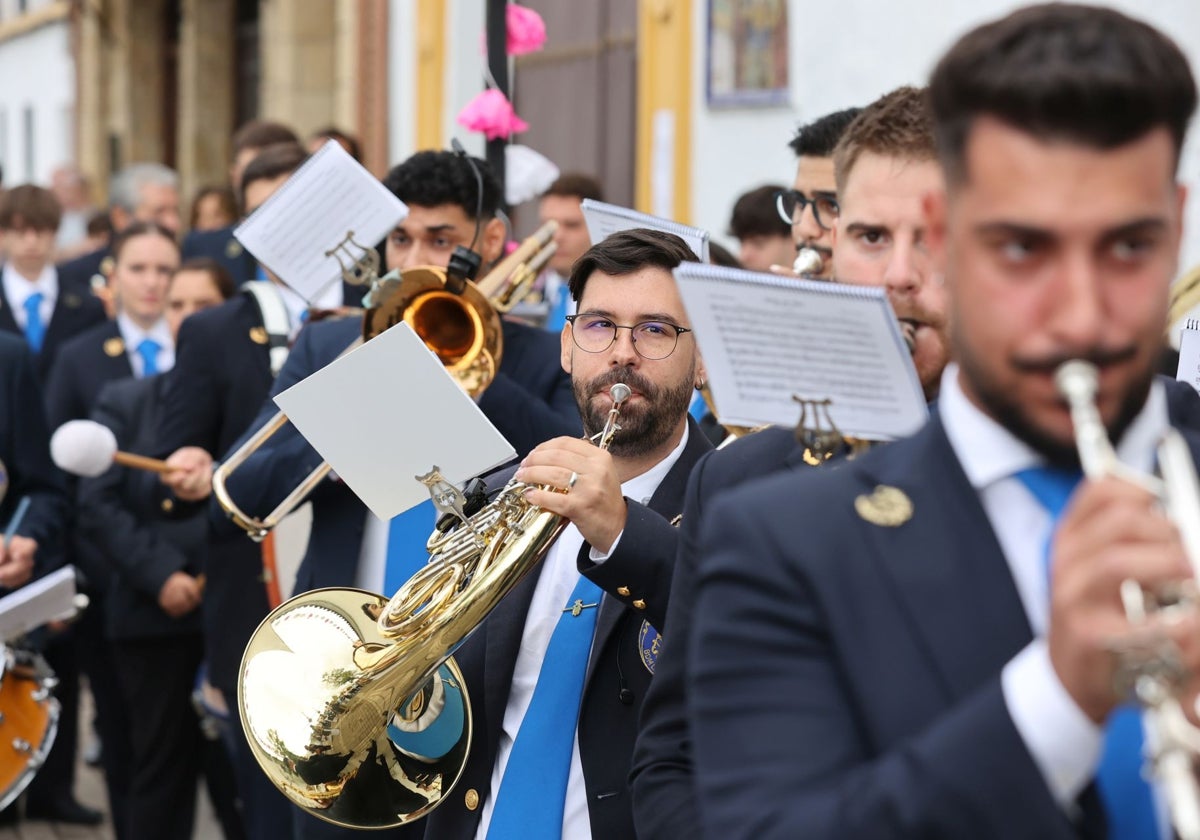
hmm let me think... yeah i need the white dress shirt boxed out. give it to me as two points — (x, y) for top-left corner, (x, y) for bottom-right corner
(474, 424), (690, 840)
(938, 363), (1169, 832)
(2, 263), (57, 330)
(116, 312), (175, 377)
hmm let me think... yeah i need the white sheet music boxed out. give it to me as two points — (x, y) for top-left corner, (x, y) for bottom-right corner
(674, 263), (928, 440)
(273, 323), (516, 522)
(0, 566), (78, 642)
(234, 141), (408, 302)
(580, 199), (710, 262)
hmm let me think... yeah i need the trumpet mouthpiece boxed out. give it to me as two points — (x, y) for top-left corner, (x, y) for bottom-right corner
(610, 383), (632, 404)
(1054, 359), (1099, 403)
(793, 248), (823, 276)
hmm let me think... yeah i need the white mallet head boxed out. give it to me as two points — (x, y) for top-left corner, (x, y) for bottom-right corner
(51, 420), (118, 478)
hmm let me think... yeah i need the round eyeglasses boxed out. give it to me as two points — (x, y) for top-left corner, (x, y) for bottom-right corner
(774, 189), (839, 231)
(565, 314), (692, 360)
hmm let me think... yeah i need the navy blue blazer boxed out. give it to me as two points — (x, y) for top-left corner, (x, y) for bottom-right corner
(55, 246), (109, 296)
(0, 332), (67, 574)
(43, 319), (134, 428)
(412, 417), (711, 840)
(687, 403), (1200, 839)
(0, 268), (106, 384)
(216, 314), (582, 595)
(78, 375), (205, 640)
(634, 377), (1200, 840)
(181, 225), (257, 286)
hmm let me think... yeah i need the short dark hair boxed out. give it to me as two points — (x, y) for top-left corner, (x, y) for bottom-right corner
(568, 229), (698, 303)
(382, 150), (503, 219)
(788, 107), (863, 158)
(0, 184), (62, 231)
(239, 142), (308, 211)
(174, 257), (235, 300)
(543, 172), (604, 203)
(110, 220), (179, 263)
(309, 126), (362, 162)
(728, 184), (790, 240)
(232, 120), (300, 157)
(833, 86), (936, 194)
(930, 3), (1197, 185)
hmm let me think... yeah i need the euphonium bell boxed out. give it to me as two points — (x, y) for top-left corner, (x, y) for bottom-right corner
(237, 384), (631, 829)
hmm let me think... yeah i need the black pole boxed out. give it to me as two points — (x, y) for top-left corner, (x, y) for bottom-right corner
(485, 0), (508, 193)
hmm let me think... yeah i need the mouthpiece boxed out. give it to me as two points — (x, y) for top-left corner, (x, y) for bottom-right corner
(1054, 359), (1099, 407)
(793, 247), (823, 276)
(609, 383), (632, 404)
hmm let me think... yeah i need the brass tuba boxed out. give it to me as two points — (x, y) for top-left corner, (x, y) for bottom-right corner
(212, 222), (559, 541)
(1056, 360), (1200, 840)
(236, 384), (631, 829)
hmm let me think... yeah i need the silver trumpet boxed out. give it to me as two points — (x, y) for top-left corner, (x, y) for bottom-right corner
(1056, 360), (1200, 840)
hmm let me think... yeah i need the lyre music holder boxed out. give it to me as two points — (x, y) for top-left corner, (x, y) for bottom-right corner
(792, 394), (847, 465)
(324, 230), (380, 288)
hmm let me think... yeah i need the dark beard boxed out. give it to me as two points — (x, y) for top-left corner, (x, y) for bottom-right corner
(574, 364), (695, 458)
(954, 329), (1152, 469)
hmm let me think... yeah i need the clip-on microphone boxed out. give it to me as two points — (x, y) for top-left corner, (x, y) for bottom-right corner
(445, 139), (485, 295)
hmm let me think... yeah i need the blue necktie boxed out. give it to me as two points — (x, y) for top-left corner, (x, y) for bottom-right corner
(383, 500), (436, 597)
(22, 293), (44, 353)
(136, 338), (161, 377)
(487, 573), (602, 839)
(1015, 467), (1159, 839)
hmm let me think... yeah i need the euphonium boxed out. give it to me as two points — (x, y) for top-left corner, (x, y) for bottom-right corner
(237, 383), (631, 829)
(212, 222), (559, 541)
(1056, 359), (1200, 840)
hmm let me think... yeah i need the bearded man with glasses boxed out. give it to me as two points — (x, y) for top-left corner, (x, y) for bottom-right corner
(401, 228), (713, 840)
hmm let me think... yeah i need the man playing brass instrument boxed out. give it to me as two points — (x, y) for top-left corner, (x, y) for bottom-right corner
(688, 5), (1200, 838)
(400, 229), (712, 840)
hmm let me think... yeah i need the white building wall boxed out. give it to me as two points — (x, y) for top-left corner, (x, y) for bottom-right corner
(0, 18), (73, 186)
(691, 0), (1200, 275)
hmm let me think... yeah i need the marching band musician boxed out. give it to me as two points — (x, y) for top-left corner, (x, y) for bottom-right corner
(631, 83), (948, 840)
(688, 5), (1200, 838)
(407, 229), (711, 840)
(217, 148), (582, 840)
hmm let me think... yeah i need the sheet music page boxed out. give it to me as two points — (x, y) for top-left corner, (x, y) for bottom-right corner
(1177, 320), (1200, 393)
(0, 565), (78, 642)
(580, 199), (710, 262)
(674, 263), (928, 440)
(273, 323), (516, 522)
(234, 140), (408, 301)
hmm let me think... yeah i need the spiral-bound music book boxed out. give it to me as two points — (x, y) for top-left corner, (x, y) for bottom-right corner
(234, 140), (408, 301)
(581, 199), (710, 262)
(1178, 318), (1200, 393)
(673, 263), (928, 441)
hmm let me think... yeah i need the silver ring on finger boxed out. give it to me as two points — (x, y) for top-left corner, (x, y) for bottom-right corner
(567, 471), (579, 489)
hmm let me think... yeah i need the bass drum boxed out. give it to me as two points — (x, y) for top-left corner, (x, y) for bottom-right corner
(0, 648), (58, 810)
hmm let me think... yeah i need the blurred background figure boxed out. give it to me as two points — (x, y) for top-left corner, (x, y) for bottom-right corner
(306, 126), (361, 161)
(534, 172), (604, 331)
(189, 186), (238, 233)
(728, 184), (794, 272)
(51, 165), (98, 261)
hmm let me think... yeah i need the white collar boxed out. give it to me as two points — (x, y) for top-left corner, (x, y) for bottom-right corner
(2, 263), (57, 306)
(939, 362), (1167, 490)
(619, 422), (690, 505)
(116, 312), (172, 350)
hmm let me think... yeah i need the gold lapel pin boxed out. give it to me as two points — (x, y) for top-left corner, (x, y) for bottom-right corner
(249, 326), (269, 345)
(854, 485), (913, 527)
(103, 337), (125, 357)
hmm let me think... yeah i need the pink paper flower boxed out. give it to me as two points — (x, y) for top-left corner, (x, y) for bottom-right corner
(507, 4), (547, 56)
(456, 89), (529, 140)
